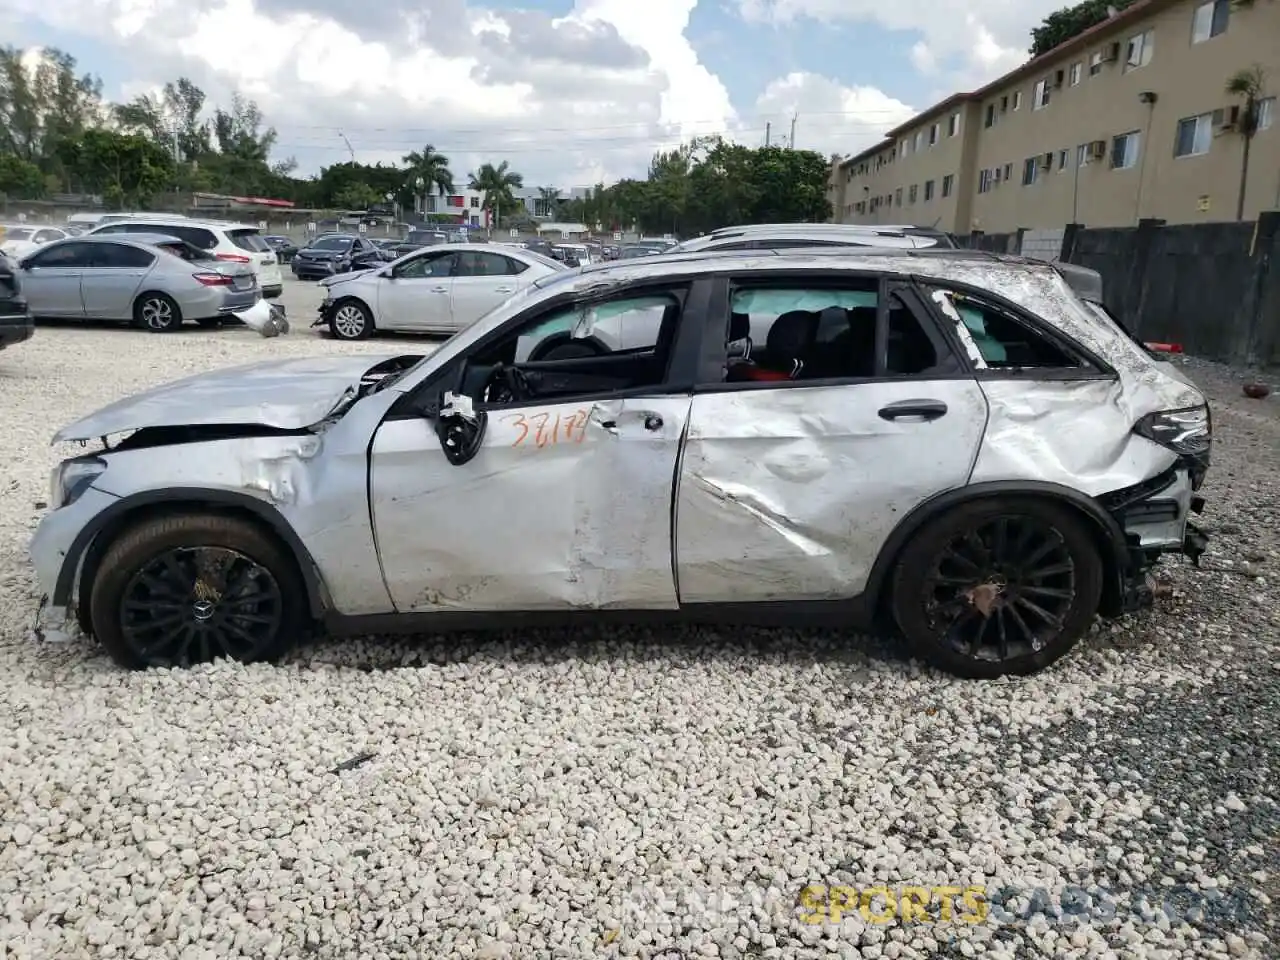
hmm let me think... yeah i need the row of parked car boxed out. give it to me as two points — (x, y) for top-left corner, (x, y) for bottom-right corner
(0, 215), (287, 339)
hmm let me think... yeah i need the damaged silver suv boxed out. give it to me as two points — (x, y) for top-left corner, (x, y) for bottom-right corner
(31, 248), (1211, 678)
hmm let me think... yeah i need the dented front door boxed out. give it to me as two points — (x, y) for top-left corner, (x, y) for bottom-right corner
(370, 394), (691, 612)
(673, 380), (989, 604)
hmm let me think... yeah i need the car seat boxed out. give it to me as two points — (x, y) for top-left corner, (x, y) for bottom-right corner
(730, 310), (818, 382)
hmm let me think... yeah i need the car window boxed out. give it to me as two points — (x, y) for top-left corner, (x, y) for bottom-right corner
(722, 283), (943, 382)
(460, 291), (684, 407)
(34, 229), (63, 242)
(930, 288), (1084, 369)
(312, 236), (354, 251)
(228, 229), (270, 253)
(5, 227), (35, 241)
(27, 241), (97, 268)
(455, 251), (521, 277)
(394, 252), (456, 279)
(145, 225), (217, 249)
(520, 249), (566, 272)
(90, 243), (155, 269)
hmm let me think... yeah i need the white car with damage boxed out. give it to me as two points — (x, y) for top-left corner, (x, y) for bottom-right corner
(32, 247), (1212, 678)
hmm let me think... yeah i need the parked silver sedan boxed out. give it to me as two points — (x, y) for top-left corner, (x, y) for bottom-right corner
(15, 234), (259, 332)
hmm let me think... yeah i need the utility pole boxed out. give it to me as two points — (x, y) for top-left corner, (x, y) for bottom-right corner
(790, 114), (797, 149)
(765, 122), (771, 147)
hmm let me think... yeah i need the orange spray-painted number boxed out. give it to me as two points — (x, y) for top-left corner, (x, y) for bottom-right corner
(504, 408), (590, 448)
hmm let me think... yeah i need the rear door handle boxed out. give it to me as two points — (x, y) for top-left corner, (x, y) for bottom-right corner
(494, 286), (514, 293)
(644, 414), (663, 431)
(878, 399), (948, 422)
(431, 286), (448, 293)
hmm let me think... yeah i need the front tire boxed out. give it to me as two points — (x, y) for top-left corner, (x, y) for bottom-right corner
(133, 292), (183, 332)
(889, 498), (1104, 679)
(88, 514), (306, 669)
(328, 299), (374, 340)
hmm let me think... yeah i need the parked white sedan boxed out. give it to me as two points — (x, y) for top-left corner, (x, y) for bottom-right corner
(316, 242), (566, 340)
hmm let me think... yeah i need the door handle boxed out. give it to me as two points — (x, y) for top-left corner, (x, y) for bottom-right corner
(430, 286), (448, 293)
(494, 286), (514, 293)
(877, 399), (948, 422)
(644, 414), (664, 431)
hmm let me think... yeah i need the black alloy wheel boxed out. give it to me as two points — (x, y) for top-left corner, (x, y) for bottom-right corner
(891, 499), (1103, 678)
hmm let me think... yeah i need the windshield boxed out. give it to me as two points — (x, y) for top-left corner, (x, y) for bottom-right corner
(228, 228), (271, 252)
(521, 249), (569, 272)
(311, 236), (354, 251)
(620, 245), (661, 258)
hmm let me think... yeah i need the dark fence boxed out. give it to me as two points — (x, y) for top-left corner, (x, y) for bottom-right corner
(961, 214), (1280, 366)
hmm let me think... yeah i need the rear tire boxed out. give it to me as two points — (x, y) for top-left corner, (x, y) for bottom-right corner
(89, 513), (306, 670)
(889, 498), (1104, 679)
(328, 299), (374, 340)
(133, 292), (183, 332)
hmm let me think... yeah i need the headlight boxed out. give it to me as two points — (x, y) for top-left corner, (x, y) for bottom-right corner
(1133, 404), (1211, 455)
(49, 456), (106, 509)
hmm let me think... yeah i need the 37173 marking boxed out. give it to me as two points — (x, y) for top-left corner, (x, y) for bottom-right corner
(503, 409), (590, 448)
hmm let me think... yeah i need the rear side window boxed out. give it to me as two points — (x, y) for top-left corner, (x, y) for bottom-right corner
(721, 283), (944, 382)
(228, 229), (270, 253)
(92, 243), (155, 268)
(929, 287), (1087, 369)
(165, 226), (218, 249)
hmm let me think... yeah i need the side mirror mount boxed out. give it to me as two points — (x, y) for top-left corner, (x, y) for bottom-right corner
(436, 390), (486, 466)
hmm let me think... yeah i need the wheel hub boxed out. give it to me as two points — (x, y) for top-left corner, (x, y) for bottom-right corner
(191, 599), (217, 622)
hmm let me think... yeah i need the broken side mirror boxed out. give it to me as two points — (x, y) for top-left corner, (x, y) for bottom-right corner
(435, 390), (487, 466)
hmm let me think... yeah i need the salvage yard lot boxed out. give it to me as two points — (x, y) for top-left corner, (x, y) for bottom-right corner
(0, 281), (1278, 959)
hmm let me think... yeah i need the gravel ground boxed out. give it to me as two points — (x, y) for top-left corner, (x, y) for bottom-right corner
(0, 288), (1277, 960)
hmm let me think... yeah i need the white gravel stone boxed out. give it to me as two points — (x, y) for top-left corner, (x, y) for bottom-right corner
(0, 299), (1277, 958)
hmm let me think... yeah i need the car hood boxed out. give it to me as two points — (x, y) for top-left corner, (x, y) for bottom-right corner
(297, 248), (346, 258)
(52, 353), (414, 442)
(320, 268), (379, 287)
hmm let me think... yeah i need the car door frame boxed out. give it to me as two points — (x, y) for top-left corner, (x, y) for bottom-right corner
(19, 240), (97, 317)
(350, 274), (712, 630)
(376, 249), (459, 332)
(448, 249), (525, 330)
(78, 240), (156, 319)
(671, 267), (994, 616)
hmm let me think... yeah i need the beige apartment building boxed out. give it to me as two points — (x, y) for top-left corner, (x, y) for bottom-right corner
(828, 0), (1280, 234)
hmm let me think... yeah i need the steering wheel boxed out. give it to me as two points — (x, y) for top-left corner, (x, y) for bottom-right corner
(482, 364), (531, 404)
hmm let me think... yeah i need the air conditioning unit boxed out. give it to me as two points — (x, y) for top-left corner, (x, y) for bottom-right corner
(994, 168), (1003, 182)
(1213, 105), (1241, 133)
(1054, 69), (1065, 87)
(1089, 140), (1107, 159)
(1100, 41), (1120, 62)
(1041, 152), (1054, 169)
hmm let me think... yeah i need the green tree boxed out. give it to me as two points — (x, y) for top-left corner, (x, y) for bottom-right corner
(536, 185), (561, 217)
(467, 161), (524, 226)
(1225, 64), (1269, 220)
(0, 45), (102, 180)
(402, 145), (454, 212)
(0, 153), (45, 197)
(58, 128), (173, 208)
(213, 92), (276, 163)
(1029, 0), (1138, 58)
(334, 181), (380, 210)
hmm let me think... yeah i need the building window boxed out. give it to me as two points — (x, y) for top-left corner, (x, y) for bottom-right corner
(929, 123), (939, 145)
(1175, 113), (1214, 157)
(942, 174), (954, 198)
(470, 196), (480, 208)
(1124, 29), (1154, 71)
(908, 184), (918, 203)
(1001, 94), (1009, 113)
(1022, 157), (1039, 186)
(1058, 148), (1069, 170)
(985, 103), (997, 128)
(901, 138), (911, 156)
(924, 180), (935, 201)
(1089, 51), (1106, 76)
(948, 112), (961, 137)
(1069, 62), (1083, 86)
(1003, 162), (1013, 181)
(1111, 130), (1141, 169)
(1192, 0), (1229, 43)
(1033, 79), (1051, 110)
(1259, 97), (1275, 131)
(978, 169), (993, 194)
(915, 131), (924, 151)
(895, 187), (903, 207)
(1012, 91), (1023, 110)
(1077, 143), (1090, 167)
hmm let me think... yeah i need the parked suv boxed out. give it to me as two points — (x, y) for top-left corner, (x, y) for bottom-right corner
(31, 247), (1210, 678)
(291, 234), (391, 280)
(0, 251), (34, 351)
(86, 218), (283, 298)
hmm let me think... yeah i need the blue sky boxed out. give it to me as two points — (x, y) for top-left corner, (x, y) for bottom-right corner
(6, 0), (1050, 184)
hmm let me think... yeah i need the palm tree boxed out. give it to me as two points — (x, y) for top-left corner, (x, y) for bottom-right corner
(1225, 65), (1268, 221)
(536, 185), (561, 218)
(468, 161), (524, 228)
(401, 145), (454, 216)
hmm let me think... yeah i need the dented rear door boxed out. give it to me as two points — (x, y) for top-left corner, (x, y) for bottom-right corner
(673, 276), (989, 604)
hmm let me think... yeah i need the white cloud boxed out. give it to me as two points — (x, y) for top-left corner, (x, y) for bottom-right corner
(750, 73), (916, 158)
(735, 0), (1067, 91)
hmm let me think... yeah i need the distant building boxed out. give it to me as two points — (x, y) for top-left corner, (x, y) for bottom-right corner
(829, 0), (1278, 232)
